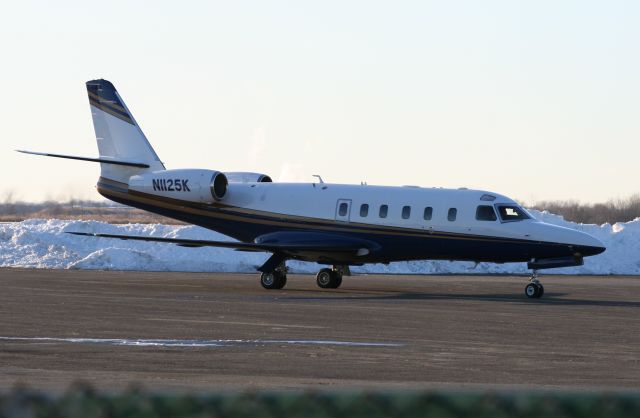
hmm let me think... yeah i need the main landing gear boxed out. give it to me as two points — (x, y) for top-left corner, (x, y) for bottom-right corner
(260, 259), (287, 290)
(316, 268), (342, 289)
(524, 271), (545, 299)
(260, 261), (348, 290)
(260, 271), (287, 289)
(316, 265), (349, 289)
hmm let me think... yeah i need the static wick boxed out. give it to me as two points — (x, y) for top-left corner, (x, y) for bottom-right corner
(312, 174), (324, 184)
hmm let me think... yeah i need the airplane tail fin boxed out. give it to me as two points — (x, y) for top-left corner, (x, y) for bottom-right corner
(86, 79), (165, 182)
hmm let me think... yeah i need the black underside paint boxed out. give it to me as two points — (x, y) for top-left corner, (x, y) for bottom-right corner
(97, 181), (604, 267)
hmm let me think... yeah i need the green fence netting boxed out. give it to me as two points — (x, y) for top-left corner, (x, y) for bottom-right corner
(1, 384), (639, 418)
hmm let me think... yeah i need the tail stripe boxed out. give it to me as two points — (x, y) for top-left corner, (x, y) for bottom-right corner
(87, 91), (129, 113)
(85, 79), (165, 182)
(88, 97), (134, 124)
(86, 80), (135, 124)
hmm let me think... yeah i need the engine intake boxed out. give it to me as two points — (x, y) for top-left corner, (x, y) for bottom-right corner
(210, 171), (228, 199)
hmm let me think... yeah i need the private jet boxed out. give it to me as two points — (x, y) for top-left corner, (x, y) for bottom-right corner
(19, 79), (606, 298)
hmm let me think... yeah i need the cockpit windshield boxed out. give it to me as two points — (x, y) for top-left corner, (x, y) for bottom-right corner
(496, 205), (531, 222)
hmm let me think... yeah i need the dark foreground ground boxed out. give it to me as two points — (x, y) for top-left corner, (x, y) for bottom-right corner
(0, 269), (638, 392)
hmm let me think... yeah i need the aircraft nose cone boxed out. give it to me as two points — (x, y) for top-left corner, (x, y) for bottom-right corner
(573, 232), (606, 257)
(578, 243), (606, 257)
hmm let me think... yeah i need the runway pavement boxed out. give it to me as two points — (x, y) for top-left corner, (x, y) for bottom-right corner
(0, 269), (639, 391)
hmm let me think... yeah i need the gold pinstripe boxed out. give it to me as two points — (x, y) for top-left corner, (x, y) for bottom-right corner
(88, 91), (128, 113)
(89, 102), (133, 124)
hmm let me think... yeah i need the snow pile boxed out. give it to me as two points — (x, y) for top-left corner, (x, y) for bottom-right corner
(0, 220), (268, 273)
(0, 211), (637, 275)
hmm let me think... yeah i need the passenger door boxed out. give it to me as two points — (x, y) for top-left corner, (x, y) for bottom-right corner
(335, 199), (352, 222)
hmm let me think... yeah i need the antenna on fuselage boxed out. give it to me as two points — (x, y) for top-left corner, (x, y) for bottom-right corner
(312, 175), (324, 184)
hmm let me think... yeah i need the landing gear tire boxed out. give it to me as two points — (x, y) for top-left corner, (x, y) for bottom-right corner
(316, 268), (342, 289)
(525, 283), (543, 299)
(334, 275), (343, 288)
(260, 271), (287, 290)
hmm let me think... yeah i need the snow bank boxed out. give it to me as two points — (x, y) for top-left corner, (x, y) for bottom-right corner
(0, 211), (637, 275)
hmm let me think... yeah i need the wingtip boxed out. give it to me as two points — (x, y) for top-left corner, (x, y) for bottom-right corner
(15, 150), (45, 156)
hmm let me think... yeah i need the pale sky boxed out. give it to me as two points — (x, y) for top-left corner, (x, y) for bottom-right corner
(1, 1), (638, 203)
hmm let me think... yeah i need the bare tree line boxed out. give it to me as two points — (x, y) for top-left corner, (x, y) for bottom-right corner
(0, 193), (182, 224)
(528, 194), (640, 225)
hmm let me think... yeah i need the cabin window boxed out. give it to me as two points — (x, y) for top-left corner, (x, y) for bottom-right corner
(402, 206), (411, 219)
(338, 202), (348, 217)
(447, 208), (457, 221)
(360, 204), (369, 217)
(497, 205), (531, 222)
(475, 205), (497, 221)
(379, 204), (388, 218)
(423, 207), (433, 220)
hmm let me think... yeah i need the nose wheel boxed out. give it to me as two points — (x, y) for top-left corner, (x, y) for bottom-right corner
(525, 272), (544, 299)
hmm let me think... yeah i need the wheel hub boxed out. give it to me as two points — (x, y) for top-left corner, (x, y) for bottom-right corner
(319, 273), (330, 286)
(262, 273), (274, 286)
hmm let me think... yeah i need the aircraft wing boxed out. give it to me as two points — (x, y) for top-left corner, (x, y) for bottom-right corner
(68, 232), (274, 250)
(69, 230), (379, 273)
(67, 231), (375, 254)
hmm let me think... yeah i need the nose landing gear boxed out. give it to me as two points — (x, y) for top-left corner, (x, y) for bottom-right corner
(524, 271), (544, 299)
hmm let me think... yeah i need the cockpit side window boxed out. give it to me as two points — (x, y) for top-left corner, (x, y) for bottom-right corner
(497, 205), (531, 222)
(475, 205), (497, 221)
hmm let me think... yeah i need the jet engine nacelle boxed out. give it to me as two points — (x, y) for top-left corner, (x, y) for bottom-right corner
(128, 169), (228, 202)
(225, 172), (273, 183)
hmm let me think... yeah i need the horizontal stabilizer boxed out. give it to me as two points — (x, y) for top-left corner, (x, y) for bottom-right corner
(16, 150), (150, 168)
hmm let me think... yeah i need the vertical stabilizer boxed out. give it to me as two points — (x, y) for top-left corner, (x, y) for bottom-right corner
(86, 79), (165, 182)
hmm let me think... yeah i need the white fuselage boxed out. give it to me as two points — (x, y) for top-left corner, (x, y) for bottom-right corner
(220, 181), (600, 249)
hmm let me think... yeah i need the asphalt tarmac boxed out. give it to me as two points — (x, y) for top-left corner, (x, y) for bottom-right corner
(0, 269), (639, 391)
